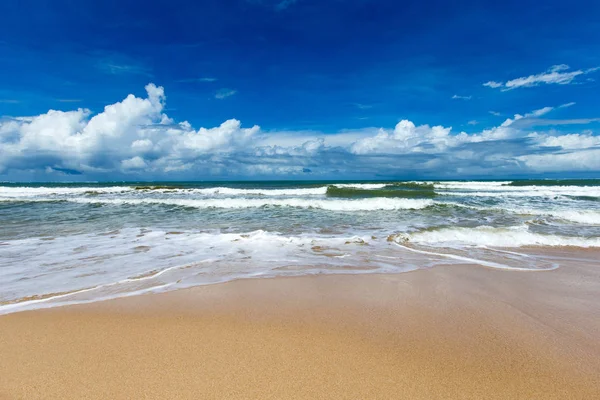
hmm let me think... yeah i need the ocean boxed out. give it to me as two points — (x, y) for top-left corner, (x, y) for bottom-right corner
(1, 180), (599, 313)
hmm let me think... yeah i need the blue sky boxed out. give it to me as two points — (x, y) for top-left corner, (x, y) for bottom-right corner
(1, 0), (600, 180)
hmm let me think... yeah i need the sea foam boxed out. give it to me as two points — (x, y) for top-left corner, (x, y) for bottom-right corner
(400, 225), (600, 247)
(5, 196), (435, 211)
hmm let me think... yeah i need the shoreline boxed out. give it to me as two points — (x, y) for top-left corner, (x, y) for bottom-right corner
(4, 245), (598, 316)
(1, 261), (600, 399)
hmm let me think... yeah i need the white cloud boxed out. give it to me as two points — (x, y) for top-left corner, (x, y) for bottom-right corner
(0, 84), (257, 175)
(351, 120), (458, 155)
(452, 95), (472, 100)
(525, 106), (554, 118)
(2, 83), (599, 179)
(519, 149), (600, 172)
(484, 65), (599, 90)
(177, 77), (217, 83)
(131, 139), (154, 153)
(483, 81), (503, 88)
(215, 88), (237, 99)
(529, 132), (600, 150)
(121, 156), (148, 170)
(559, 102), (576, 108)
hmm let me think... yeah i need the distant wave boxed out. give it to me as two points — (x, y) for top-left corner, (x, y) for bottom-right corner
(0, 183), (419, 197)
(0, 185), (328, 197)
(432, 179), (600, 189)
(185, 187), (328, 196)
(432, 181), (512, 189)
(0, 186), (135, 197)
(49, 196), (436, 211)
(326, 182), (435, 199)
(3, 181), (600, 199)
(506, 179), (600, 187)
(434, 184), (600, 198)
(330, 183), (389, 189)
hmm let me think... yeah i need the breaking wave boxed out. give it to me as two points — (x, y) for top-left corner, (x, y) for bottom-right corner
(64, 197), (435, 211)
(396, 225), (600, 248)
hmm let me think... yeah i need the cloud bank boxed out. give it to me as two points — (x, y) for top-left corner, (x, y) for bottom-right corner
(1, 83), (600, 180)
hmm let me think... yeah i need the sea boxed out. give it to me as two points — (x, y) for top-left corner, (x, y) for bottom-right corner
(1, 179), (600, 313)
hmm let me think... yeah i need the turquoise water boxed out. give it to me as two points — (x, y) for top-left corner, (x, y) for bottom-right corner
(1, 180), (600, 313)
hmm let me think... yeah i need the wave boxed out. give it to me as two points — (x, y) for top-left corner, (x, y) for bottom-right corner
(519, 209), (600, 225)
(436, 188), (600, 198)
(0, 185), (329, 197)
(331, 183), (390, 189)
(432, 181), (600, 197)
(186, 187), (328, 196)
(394, 225), (600, 248)
(326, 184), (436, 199)
(439, 201), (600, 225)
(3, 195), (597, 224)
(433, 181), (512, 189)
(0, 186), (135, 197)
(59, 197), (435, 211)
(507, 179), (600, 187)
(566, 195), (600, 202)
(6, 182), (598, 200)
(2, 184), (420, 198)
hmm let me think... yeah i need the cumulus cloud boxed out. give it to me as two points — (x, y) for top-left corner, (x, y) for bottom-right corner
(518, 149), (600, 172)
(484, 65), (599, 90)
(0, 84), (257, 176)
(1, 83), (599, 179)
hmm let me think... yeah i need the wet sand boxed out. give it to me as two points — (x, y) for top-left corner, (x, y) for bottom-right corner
(1, 260), (600, 399)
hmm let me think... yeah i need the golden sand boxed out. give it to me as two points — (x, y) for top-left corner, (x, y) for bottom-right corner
(1, 263), (600, 399)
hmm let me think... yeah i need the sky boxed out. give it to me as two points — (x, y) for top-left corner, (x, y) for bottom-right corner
(1, 0), (600, 181)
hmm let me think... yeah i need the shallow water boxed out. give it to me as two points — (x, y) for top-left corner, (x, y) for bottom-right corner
(1, 180), (599, 313)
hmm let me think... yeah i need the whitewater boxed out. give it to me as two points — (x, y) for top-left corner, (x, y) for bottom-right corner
(1, 180), (599, 313)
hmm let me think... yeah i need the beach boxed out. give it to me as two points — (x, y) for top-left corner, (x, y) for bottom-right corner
(2, 259), (600, 399)
(1, 181), (600, 398)
(2, 0), (600, 396)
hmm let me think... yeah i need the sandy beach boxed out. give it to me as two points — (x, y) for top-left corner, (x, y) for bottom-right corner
(2, 0), (600, 396)
(1, 259), (600, 399)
